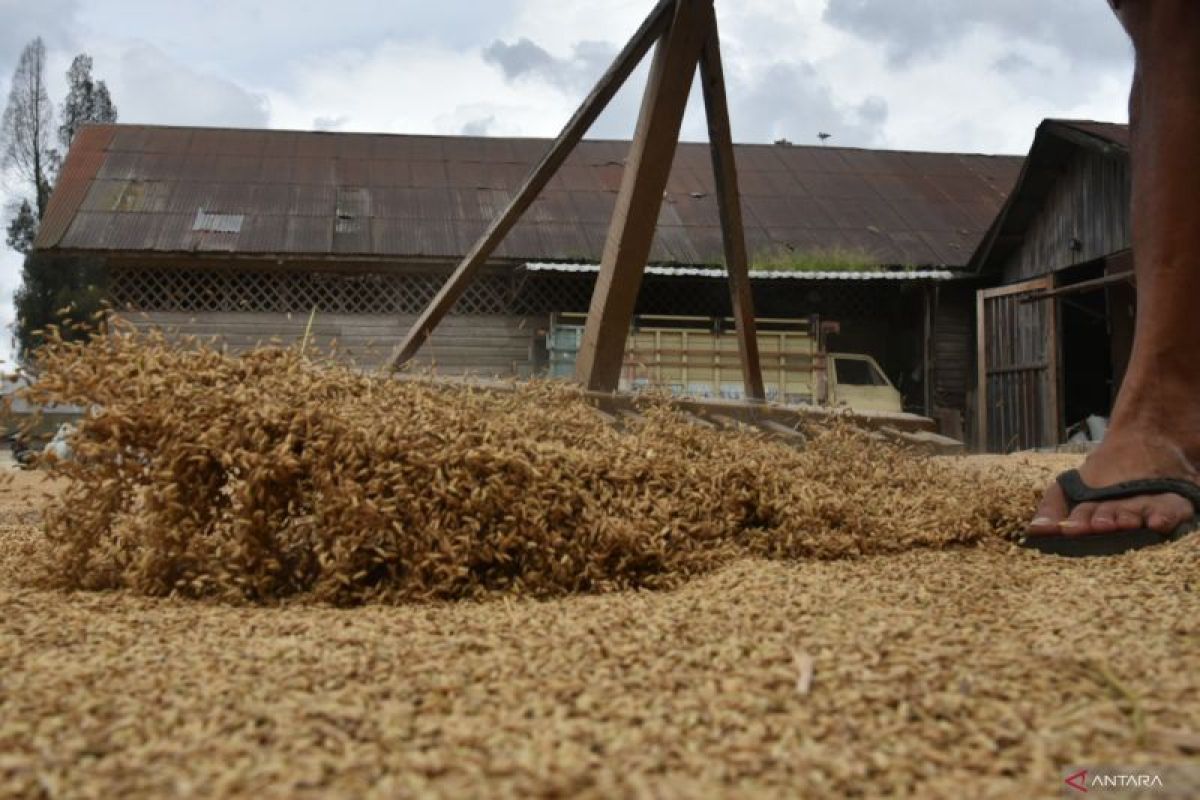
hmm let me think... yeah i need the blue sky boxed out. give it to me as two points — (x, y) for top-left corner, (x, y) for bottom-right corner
(0, 0), (1133, 362)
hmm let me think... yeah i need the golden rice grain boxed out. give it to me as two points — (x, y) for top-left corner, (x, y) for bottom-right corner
(19, 326), (1040, 605)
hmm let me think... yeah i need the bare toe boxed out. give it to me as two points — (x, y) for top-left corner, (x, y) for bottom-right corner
(1115, 508), (1143, 530)
(1029, 482), (1069, 534)
(1145, 493), (1193, 533)
(1061, 501), (1099, 536)
(1090, 502), (1121, 532)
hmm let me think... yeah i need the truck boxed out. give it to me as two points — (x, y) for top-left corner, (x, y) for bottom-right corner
(546, 313), (903, 414)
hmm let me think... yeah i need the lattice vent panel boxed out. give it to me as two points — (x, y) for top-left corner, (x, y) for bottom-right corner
(111, 267), (539, 316)
(110, 265), (897, 320)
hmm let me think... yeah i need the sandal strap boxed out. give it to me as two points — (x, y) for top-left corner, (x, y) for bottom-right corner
(1057, 469), (1200, 509)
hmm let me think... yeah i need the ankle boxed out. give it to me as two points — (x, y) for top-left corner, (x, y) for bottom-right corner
(1103, 411), (1200, 466)
(1113, 367), (1200, 421)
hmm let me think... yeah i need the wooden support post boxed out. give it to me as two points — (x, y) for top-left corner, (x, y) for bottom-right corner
(575, 0), (714, 392)
(698, 6), (765, 402)
(975, 288), (987, 452)
(923, 284), (934, 417)
(385, 0), (676, 370)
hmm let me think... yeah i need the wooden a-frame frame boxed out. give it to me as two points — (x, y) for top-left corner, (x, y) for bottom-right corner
(386, 0), (765, 401)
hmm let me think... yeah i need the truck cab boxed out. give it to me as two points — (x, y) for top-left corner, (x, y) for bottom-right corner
(827, 353), (903, 413)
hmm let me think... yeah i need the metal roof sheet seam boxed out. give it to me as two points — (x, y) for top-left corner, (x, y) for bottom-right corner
(521, 262), (957, 281)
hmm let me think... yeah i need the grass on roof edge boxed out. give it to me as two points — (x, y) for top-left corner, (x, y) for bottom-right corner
(748, 246), (898, 273)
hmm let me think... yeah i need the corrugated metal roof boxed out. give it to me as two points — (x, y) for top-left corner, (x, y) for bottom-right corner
(37, 123), (1025, 268)
(523, 262), (956, 281)
(37, 126), (114, 249)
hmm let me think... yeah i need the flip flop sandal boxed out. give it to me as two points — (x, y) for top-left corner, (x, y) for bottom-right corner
(1020, 469), (1200, 557)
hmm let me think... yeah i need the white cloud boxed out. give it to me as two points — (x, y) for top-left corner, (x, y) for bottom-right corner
(0, 0), (80, 74)
(109, 43), (269, 128)
(824, 0), (1130, 67)
(482, 37), (616, 95)
(72, 0), (524, 79)
(266, 39), (576, 137)
(458, 114), (496, 137)
(312, 114), (349, 132)
(728, 59), (889, 147)
(814, 23), (1130, 154)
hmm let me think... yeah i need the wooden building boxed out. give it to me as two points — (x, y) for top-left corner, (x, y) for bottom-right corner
(35, 123), (1023, 423)
(969, 119), (1132, 452)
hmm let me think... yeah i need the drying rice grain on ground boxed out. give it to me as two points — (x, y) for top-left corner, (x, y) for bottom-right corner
(17, 329), (1036, 603)
(1, 331), (1197, 798)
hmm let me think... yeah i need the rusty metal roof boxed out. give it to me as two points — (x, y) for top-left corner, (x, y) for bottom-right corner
(38, 123), (1024, 268)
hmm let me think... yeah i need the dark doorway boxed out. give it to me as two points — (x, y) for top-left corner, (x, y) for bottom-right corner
(1060, 284), (1116, 433)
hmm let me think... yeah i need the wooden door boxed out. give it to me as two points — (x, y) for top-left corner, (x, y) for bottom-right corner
(976, 278), (1060, 452)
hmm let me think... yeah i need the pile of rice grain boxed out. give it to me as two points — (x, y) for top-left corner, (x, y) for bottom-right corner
(18, 329), (1041, 604)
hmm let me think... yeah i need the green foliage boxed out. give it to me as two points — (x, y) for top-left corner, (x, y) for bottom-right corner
(58, 54), (117, 150)
(750, 245), (883, 272)
(5, 199), (37, 254)
(13, 253), (109, 364)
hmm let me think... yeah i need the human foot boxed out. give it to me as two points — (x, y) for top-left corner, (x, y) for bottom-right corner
(1027, 430), (1200, 538)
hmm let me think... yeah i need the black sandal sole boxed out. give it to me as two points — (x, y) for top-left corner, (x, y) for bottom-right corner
(1020, 470), (1200, 557)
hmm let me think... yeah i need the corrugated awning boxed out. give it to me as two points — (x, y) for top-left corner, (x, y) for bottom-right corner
(521, 262), (957, 281)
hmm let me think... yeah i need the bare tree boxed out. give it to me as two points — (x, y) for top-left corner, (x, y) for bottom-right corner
(1, 38), (56, 220)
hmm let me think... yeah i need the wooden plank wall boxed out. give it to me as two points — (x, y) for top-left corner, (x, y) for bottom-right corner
(932, 285), (973, 417)
(122, 312), (547, 376)
(1002, 148), (1131, 283)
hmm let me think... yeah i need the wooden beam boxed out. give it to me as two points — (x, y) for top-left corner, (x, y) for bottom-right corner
(575, 0), (714, 391)
(697, 6), (765, 402)
(1019, 269), (1135, 302)
(385, 0), (676, 370)
(975, 287), (987, 451)
(1046, 276), (1061, 448)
